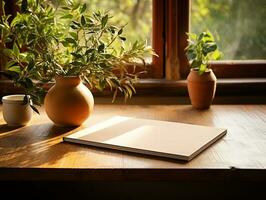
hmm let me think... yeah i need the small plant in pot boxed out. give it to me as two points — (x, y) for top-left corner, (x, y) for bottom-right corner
(185, 30), (222, 109)
(0, 0), (155, 126)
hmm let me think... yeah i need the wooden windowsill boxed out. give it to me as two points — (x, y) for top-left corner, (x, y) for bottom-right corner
(134, 78), (266, 96)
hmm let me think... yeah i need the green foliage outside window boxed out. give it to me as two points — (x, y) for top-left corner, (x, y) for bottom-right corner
(54, 0), (152, 47)
(191, 0), (266, 60)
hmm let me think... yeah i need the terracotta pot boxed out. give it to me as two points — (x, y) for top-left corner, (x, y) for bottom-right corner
(44, 76), (94, 126)
(187, 69), (217, 109)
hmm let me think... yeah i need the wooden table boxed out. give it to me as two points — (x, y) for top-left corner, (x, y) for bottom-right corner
(0, 98), (266, 199)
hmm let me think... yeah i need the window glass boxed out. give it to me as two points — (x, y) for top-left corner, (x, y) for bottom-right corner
(78, 0), (153, 46)
(191, 0), (266, 60)
(55, 0), (153, 62)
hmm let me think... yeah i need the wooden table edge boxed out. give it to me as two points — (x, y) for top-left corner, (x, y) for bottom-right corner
(0, 167), (265, 182)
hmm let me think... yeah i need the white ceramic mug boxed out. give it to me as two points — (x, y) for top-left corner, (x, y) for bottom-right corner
(2, 95), (33, 126)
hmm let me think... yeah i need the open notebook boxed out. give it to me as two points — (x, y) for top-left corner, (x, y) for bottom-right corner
(63, 116), (227, 161)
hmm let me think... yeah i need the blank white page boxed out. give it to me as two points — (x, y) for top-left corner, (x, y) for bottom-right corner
(64, 116), (227, 161)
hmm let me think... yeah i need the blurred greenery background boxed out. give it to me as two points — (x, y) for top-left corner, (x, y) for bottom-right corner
(53, 0), (152, 46)
(86, 0), (152, 46)
(191, 0), (266, 60)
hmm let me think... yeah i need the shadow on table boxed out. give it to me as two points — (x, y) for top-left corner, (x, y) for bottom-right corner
(0, 122), (81, 166)
(0, 124), (23, 135)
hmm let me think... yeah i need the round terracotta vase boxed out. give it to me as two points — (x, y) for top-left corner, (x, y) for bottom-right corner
(44, 76), (94, 126)
(187, 69), (217, 109)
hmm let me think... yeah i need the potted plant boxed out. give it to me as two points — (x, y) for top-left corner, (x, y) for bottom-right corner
(0, 0), (155, 126)
(185, 30), (222, 109)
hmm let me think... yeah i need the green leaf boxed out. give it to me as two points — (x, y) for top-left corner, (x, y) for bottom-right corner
(72, 21), (81, 27)
(198, 32), (205, 41)
(124, 85), (133, 98)
(205, 30), (214, 41)
(65, 37), (76, 44)
(118, 28), (123, 35)
(81, 15), (86, 26)
(97, 79), (106, 91)
(199, 64), (207, 75)
(70, 24), (78, 29)
(198, 31), (211, 42)
(5, 60), (16, 69)
(79, 3), (87, 14)
(13, 43), (20, 57)
(66, 67), (80, 75)
(98, 43), (105, 52)
(89, 52), (95, 61)
(27, 60), (34, 71)
(99, 63), (108, 68)
(101, 15), (108, 28)
(8, 66), (21, 73)
(25, 78), (34, 88)
(111, 78), (120, 86)
(119, 36), (126, 41)
(60, 14), (73, 19)
(203, 43), (217, 55)
(186, 32), (197, 41)
(127, 83), (136, 94)
(83, 76), (92, 87)
(103, 54), (114, 59)
(61, 41), (69, 47)
(22, 95), (29, 105)
(191, 60), (202, 68)
(86, 49), (94, 54)
(71, 61), (83, 66)
(186, 49), (197, 61)
(106, 78), (113, 90)
(71, 52), (83, 59)
(30, 105), (40, 115)
(109, 25), (117, 34)
(61, 6), (71, 10)
(18, 53), (28, 62)
(211, 50), (222, 60)
(3, 49), (14, 57)
(132, 41), (138, 49)
(69, 32), (78, 40)
(112, 89), (118, 103)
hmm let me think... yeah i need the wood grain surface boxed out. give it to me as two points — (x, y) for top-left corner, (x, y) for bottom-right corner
(0, 97), (266, 181)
